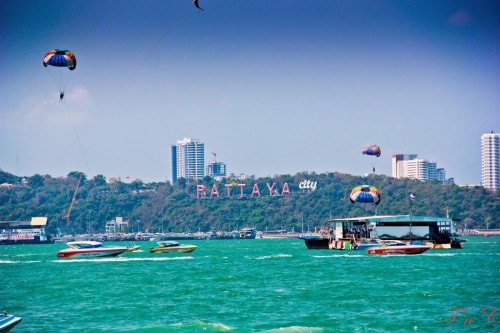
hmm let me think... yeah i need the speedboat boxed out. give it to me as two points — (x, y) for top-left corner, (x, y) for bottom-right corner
(125, 244), (141, 252)
(57, 241), (128, 259)
(367, 244), (431, 255)
(149, 241), (197, 253)
(0, 311), (22, 333)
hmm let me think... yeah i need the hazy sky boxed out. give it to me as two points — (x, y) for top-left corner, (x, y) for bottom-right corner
(1, 0), (499, 185)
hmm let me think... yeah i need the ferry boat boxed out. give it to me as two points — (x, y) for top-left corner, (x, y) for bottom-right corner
(0, 217), (54, 245)
(300, 215), (463, 251)
(149, 241), (197, 253)
(0, 310), (22, 333)
(57, 241), (128, 259)
(238, 227), (257, 239)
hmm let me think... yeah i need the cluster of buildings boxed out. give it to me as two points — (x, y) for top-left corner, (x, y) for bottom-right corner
(170, 133), (500, 192)
(171, 138), (228, 183)
(391, 154), (451, 183)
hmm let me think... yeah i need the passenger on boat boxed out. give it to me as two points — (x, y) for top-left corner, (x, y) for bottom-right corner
(361, 225), (367, 238)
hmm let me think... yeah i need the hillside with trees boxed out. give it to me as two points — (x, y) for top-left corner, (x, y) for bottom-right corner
(0, 170), (498, 235)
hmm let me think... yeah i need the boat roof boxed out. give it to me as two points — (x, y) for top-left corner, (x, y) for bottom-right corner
(329, 215), (453, 223)
(0, 216), (48, 228)
(66, 241), (102, 248)
(158, 241), (179, 246)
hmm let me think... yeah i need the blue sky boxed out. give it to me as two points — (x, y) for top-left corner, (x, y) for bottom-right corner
(1, 0), (499, 185)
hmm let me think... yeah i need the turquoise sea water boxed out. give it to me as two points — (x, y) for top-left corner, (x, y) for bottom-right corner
(1, 237), (498, 333)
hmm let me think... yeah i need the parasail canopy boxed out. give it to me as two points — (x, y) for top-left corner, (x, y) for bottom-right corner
(362, 144), (381, 157)
(43, 49), (77, 70)
(349, 185), (381, 205)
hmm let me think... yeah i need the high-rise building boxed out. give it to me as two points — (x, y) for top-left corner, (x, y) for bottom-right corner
(391, 154), (418, 178)
(481, 132), (500, 192)
(171, 138), (205, 183)
(206, 162), (227, 179)
(392, 154), (448, 183)
(206, 152), (227, 179)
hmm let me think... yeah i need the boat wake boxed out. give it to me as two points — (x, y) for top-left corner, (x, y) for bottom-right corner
(313, 254), (365, 258)
(53, 256), (194, 263)
(422, 252), (457, 257)
(171, 320), (234, 331)
(0, 259), (42, 264)
(254, 253), (293, 260)
(261, 325), (324, 332)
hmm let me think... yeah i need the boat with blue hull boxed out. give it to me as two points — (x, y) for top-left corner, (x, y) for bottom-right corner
(0, 311), (22, 333)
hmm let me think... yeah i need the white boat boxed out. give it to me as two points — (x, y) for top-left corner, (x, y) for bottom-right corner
(125, 244), (141, 252)
(57, 241), (128, 259)
(149, 241), (197, 253)
(0, 311), (22, 333)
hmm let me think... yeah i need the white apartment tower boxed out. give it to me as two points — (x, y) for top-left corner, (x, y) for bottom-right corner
(481, 132), (500, 192)
(392, 154), (448, 182)
(171, 138), (205, 183)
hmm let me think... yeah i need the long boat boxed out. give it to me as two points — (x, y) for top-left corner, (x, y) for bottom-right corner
(57, 241), (128, 259)
(0, 217), (54, 245)
(300, 215), (464, 251)
(367, 244), (432, 255)
(150, 241), (197, 253)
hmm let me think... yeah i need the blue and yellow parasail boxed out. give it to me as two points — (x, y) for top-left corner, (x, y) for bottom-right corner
(349, 185), (381, 205)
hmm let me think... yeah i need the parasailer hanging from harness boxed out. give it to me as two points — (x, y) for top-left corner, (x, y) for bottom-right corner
(192, 0), (203, 11)
(362, 144), (381, 173)
(42, 49), (76, 102)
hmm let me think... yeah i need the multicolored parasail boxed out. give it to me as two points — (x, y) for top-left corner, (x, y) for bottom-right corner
(349, 185), (381, 205)
(43, 49), (77, 70)
(362, 144), (381, 157)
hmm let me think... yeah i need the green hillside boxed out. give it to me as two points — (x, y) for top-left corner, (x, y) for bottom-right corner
(0, 170), (498, 234)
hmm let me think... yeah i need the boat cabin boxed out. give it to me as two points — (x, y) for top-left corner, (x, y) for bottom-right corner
(330, 215), (458, 246)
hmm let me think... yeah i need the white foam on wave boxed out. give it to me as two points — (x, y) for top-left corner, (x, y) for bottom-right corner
(53, 256), (194, 263)
(0, 259), (18, 264)
(0, 259), (41, 264)
(422, 252), (457, 257)
(261, 325), (324, 332)
(255, 253), (293, 260)
(313, 254), (364, 258)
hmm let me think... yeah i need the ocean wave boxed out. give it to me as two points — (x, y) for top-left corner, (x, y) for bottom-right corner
(261, 326), (324, 332)
(171, 320), (234, 331)
(0, 259), (41, 264)
(254, 253), (293, 260)
(53, 256), (194, 263)
(312, 254), (365, 258)
(0, 259), (19, 264)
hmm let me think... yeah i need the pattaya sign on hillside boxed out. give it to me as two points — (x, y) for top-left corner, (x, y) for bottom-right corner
(196, 179), (317, 199)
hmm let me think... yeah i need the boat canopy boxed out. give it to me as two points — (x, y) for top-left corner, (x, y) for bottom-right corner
(329, 215), (453, 223)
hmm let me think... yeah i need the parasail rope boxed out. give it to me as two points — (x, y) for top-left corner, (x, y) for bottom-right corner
(117, 4), (191, 93)
(62, 98), (93, 177)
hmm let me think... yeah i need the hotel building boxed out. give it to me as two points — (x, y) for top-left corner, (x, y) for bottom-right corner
(392, 154), (448, 183)
(171, 138), (205, 183)
(481, 132), (500, 192)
